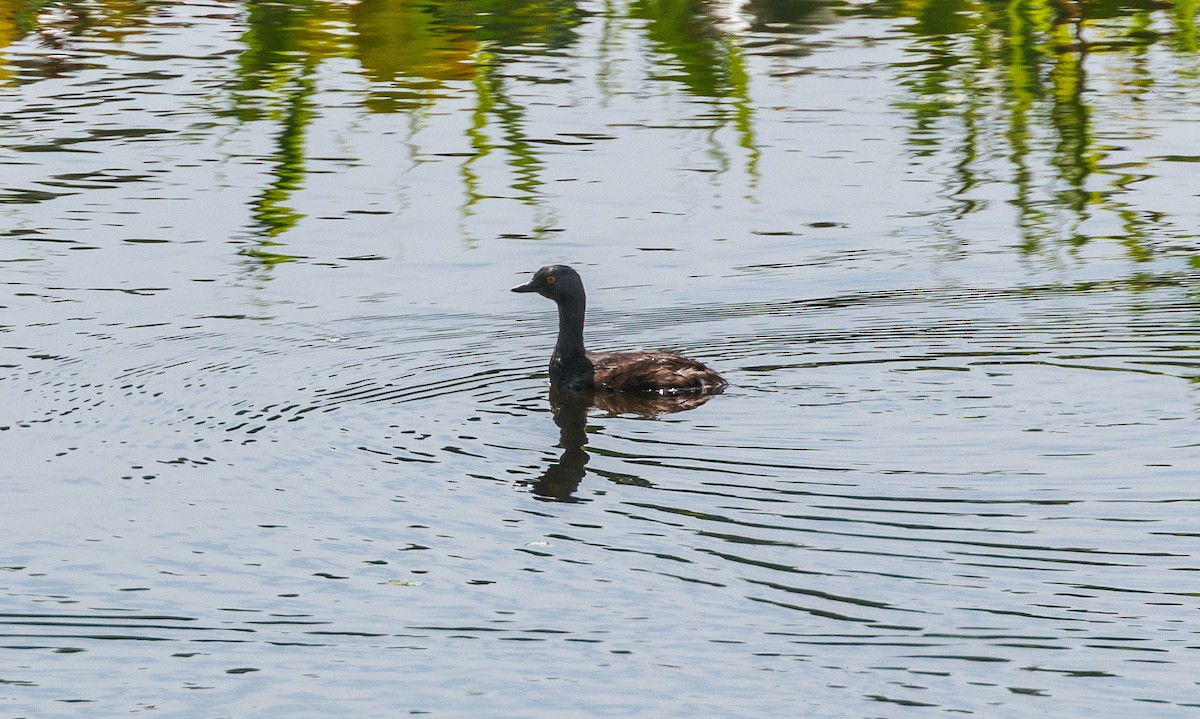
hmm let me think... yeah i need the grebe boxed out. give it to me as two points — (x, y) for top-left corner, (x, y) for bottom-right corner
(512, 265), (727, 394)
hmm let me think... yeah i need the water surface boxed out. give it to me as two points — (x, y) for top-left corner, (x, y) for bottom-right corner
(2, 0), (1200, 716)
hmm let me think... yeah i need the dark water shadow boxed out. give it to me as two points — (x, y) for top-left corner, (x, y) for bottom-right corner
(526, 386), (718, 502)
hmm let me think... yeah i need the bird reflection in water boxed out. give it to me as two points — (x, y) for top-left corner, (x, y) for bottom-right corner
(524, 386), (719, 501)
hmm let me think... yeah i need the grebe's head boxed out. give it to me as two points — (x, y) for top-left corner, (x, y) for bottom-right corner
(511, 265), (584, 303)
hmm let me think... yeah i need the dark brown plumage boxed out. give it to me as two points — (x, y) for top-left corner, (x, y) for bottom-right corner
(586, 351), (726, 393)
(511, 265), (727, 395)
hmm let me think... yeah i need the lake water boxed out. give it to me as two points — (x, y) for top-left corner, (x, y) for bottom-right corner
(3, 0), (1200, 716)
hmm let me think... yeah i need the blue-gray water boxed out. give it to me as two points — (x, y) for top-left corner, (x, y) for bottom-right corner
(2, 0), (1200, 716)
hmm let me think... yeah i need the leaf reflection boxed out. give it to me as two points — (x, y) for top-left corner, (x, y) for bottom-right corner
(2, 0), (1197, 268)
(893, 0), (1199, 259)
(228, 1), (343, 265)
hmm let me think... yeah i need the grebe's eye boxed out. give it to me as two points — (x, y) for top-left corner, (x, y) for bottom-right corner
(545, 275), (557, 285)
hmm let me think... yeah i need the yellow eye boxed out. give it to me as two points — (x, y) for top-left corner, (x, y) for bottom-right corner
(545, 275), (557, 285)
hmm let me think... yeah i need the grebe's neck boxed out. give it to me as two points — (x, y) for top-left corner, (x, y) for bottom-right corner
(554, 290), (587, 361)
(549, 289), (594, 390)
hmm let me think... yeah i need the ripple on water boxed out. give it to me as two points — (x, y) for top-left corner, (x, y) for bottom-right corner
(3, 274), (1200, 716)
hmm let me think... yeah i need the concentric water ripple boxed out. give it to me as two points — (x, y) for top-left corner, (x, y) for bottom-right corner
(4, 277), (1198, 712)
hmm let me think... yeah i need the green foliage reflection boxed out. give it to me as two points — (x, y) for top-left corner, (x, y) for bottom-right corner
(2, 0), (1196, 267)
(894, 0), (1199, 258)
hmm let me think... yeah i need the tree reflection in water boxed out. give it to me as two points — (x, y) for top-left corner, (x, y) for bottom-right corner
(1, 0), (1195, 265)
